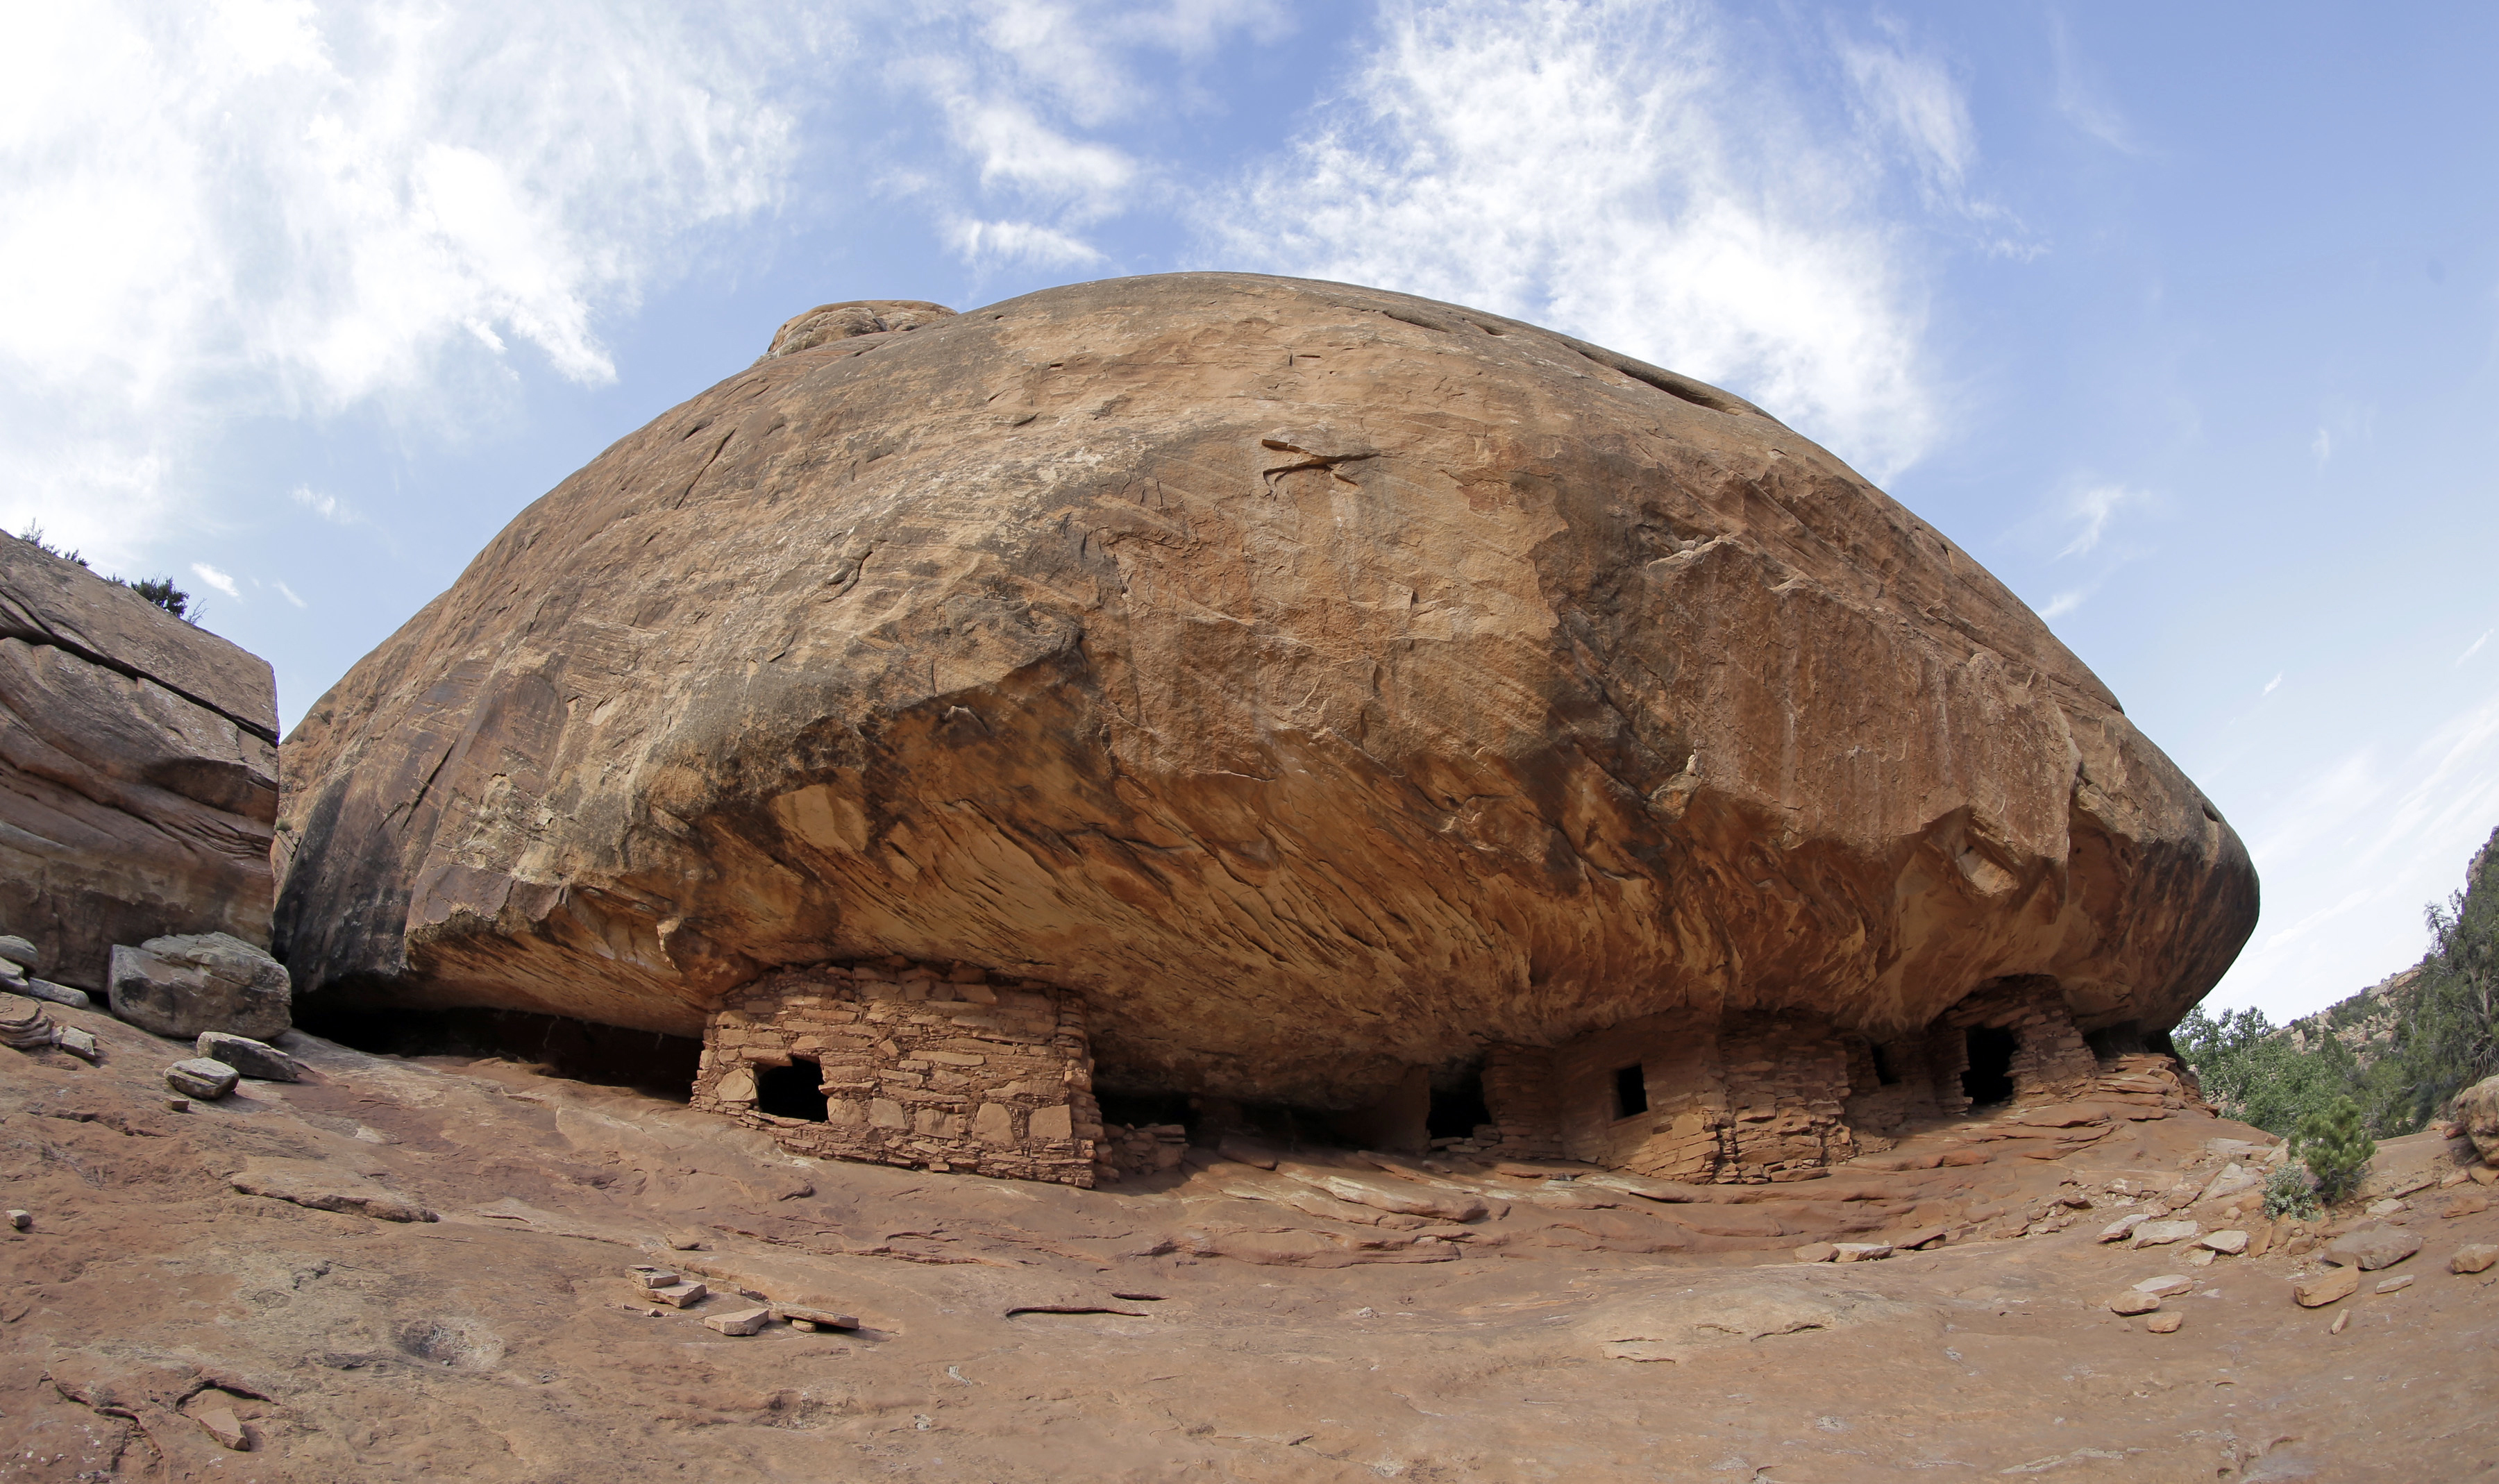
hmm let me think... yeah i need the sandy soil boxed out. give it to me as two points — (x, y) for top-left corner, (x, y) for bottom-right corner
(3, 1000), (2492, 1482)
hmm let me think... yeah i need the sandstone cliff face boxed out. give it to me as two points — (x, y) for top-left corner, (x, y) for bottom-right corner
(0, 537), (278, 988)
(274, 273), (2256, 1106)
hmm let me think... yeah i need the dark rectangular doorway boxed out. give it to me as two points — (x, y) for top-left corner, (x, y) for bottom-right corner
(1960, 1027), (2018, 1107)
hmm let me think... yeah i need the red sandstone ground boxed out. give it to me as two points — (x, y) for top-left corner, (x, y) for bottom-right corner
(2, 997), (2491, 1481)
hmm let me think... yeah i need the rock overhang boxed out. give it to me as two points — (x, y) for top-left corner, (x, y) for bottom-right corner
(272, 271), (2260, 1111)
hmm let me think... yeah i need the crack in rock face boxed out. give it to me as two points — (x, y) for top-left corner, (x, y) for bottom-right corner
(272, 272), (2255, 1140)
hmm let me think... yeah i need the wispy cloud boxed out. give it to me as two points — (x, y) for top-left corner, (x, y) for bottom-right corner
(2223, 684), (2499, 1010)
(190, 562), (241, 600)
(274, 580), (309, 609)
(2311, 426), (2332, 466)
(292, 485), (353, 524)
(1206, 0), (1958, 480)
(1837, 26), (1971, 196)
(2039, 589), (2087, 620)
(945, 217), (1107, 269)
(2461, 630), (2493, 666)
(881, 1), (1293, 269)
(2264, 671), (2284, 695)
(2058, 482), (2142, 558)
(2049, 15), (2139, 154)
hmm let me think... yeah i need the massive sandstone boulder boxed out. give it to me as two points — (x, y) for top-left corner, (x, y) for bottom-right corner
(0, 536), (278, 989)
(274, 273), (2257, 1108)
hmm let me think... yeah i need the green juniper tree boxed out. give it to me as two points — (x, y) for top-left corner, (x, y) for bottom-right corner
(2385, 829), (2499, 1125)
(2291, 1095), (2376, 1205)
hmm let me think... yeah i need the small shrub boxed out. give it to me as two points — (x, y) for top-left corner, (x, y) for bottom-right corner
(2292, 1095), (2377, 1204)
(128, 576), (192, 619)
(14, 522), (86, 567)
(2262, 1163), (2319, 1220)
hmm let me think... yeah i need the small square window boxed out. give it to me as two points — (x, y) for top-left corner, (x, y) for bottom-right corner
(1613, 1063), (1649, 1118)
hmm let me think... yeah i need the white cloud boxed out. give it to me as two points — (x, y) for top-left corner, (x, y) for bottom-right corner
(0, 0), (812, 564)
(274, 580), (310, 609)
(191, 562), (242, 600)
(2058, 482), (2142, 558)
(2311, 426), (2332, 466)
(2039, 589), (2087, 621)
(947, 217), (1108, 269)
(2263, 671), (2284, 695)
(1203, 0), (1951, 480)
(2461, 630), (2493, 666)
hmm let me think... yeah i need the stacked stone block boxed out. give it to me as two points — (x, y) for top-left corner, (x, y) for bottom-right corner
(691, 957), (1101, 1186)
(1476, 1044), (1565, 1160)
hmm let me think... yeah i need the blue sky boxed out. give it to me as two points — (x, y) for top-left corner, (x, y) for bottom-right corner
(6, 1), (2496, 1022)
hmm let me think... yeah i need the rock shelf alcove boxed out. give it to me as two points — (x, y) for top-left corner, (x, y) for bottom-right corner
(272, 273), (2259, 1186)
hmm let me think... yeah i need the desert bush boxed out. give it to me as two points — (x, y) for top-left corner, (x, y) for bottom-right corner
(2262, 1163), (2319, 1220)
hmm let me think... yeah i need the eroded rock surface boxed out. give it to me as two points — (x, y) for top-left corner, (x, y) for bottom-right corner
(274, 273), (2256, 1106)
(0, 534), (278, 988)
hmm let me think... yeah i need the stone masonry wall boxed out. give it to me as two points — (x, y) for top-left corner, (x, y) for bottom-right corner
(1476, 1043), (1565, 1161)
(690, 957), (1101, 1186)
(1933, 975), (2099, 1115)
(1471, 1011), (1860, 1183)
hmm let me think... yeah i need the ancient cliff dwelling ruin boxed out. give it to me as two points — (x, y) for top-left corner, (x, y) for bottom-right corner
(271, 274), (2260, 1189)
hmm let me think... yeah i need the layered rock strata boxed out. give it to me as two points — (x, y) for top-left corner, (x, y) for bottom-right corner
(275, 273), (2258, 1167)
(0, 537), (278, 988)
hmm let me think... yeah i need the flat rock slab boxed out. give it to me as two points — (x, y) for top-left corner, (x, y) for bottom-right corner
(24, 979), (89, 1009)
(1583, 1281), (1933, 1363)
(2294, 1267), (2360, 1308)
(227, 1158), (436, 1223)
(2131, 1220), (2201, 1249)
(196, 1031), (303, 1082)
(702, 1306), (773, 1336)
(2323, 1224), (2421, 1272)
(771, 1304), (860, 1329)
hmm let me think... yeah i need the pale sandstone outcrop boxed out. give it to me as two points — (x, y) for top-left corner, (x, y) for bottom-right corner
(274, 273), (2257, 1125)
(2452, 1072), (2499, 1165)
(0, 535), (278, 988)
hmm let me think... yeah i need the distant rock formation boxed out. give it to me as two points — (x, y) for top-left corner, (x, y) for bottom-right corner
(0, 536), (278, 988)
(274, 274), (2256, 1178)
